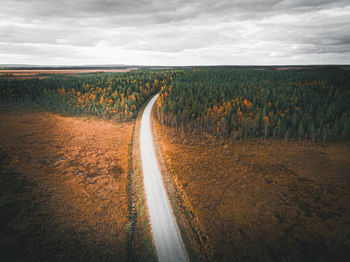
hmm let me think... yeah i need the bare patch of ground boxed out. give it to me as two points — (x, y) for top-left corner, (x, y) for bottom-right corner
(155, 119), (350, 262)
(0, 108), (133, 261)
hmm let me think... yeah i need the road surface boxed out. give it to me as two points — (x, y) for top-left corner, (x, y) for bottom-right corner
(140, 94), (189, 262)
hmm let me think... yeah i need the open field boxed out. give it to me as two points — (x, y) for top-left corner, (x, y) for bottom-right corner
(154, 118), (350, 261)
(0, 107), (133, 261)
(0, 69), (138, 79)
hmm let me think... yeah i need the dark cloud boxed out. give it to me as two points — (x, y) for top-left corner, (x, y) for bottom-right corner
(0, 0), (349, 65)
(2, 0), (349, 23)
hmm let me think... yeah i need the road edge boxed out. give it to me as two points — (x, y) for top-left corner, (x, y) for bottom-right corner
(150, 105), (207, 262)
(131, 97), (157, 262)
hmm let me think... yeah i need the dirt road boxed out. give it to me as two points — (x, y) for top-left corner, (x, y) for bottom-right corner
(140, 94), (188, 262)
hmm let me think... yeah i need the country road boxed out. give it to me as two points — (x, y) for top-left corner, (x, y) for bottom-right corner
(140, 94), (189, 262)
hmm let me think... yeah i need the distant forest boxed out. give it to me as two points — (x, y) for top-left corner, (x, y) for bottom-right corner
(1, 68), (349, 141)
(156, 68), (350, 141)
(0, 70), (181, 121)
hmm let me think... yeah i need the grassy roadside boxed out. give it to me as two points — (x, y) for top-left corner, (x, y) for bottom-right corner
(131, 99), (157, 262)
(127, 120), (137, 262)
(151, 109), (204, 262)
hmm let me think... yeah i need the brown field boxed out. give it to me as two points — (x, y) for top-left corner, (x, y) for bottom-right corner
(154, 118), (350, 261)
(0, 68), (137, 79)
(275, 67), (303, 71)
(0, 107), (133, 261)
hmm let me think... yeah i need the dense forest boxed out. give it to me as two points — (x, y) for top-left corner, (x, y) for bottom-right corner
(0, 70), (181, 121)
(2, 68), (350, 141)
(156, 68), (350, 141)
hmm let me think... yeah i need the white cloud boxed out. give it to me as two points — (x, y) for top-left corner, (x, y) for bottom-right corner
(0, 0), (349, 65)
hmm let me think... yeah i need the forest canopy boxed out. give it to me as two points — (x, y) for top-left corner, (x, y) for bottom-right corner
(0, 70), (182, 121)
(156, 68), (350, 141)
(1, 67), (349, 141)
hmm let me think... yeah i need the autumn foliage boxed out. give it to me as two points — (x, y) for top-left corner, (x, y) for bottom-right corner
(156, 68), (350, 141)
(1, 70), (182, 121)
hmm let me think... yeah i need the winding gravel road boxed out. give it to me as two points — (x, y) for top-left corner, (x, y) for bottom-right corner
(140, 94), (189, 262)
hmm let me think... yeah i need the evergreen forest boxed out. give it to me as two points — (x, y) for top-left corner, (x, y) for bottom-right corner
(1, 67), (349, 141)
(156, 68), (350, 141)
(1, 70), (181, 121)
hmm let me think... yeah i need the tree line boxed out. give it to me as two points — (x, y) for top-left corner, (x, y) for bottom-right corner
(156, 68), (350, 141)
(1, 70), (182, 121)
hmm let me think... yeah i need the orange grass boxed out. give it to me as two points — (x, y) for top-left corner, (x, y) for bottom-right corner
(155, 119), (350, 262)
(0, 68), (137, 79)
(0, 109), (133, 261)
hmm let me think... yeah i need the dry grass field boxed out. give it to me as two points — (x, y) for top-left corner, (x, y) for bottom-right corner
(0, 69), (137, 79)
(0, 107), (133, 261)
(155, 119), (350, 262)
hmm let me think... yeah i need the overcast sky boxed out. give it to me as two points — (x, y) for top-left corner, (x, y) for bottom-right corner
(1, 0), (349, 65)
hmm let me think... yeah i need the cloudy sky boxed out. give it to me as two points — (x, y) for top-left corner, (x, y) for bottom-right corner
(1, 0), (349, 65)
